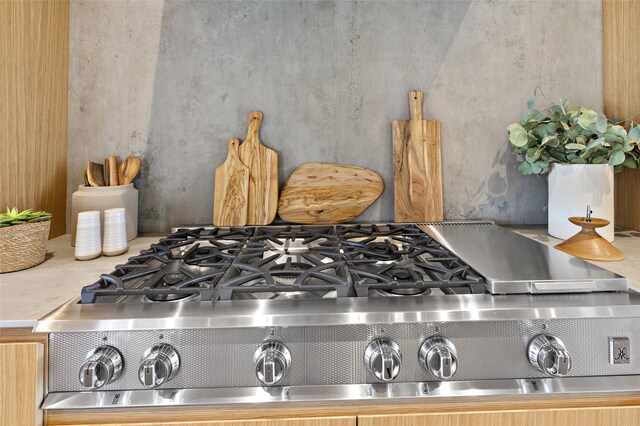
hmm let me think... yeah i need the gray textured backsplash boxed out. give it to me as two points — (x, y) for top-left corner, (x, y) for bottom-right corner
(67, 0), (603, 233)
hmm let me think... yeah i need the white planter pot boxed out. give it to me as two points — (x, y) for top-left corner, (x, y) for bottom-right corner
(548, 164), (614, 242)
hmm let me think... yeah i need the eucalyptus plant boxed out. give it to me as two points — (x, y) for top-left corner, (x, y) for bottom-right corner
(0, 208), (51, 228)
(507, 93), (640, 175)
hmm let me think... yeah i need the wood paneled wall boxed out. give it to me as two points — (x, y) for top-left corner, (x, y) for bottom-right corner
(0, 0), (69, 238)
(603, 0), (640, 231)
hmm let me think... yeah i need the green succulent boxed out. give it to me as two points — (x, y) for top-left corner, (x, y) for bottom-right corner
(508, 94), (640, 176)
(0, 208), (52, 228)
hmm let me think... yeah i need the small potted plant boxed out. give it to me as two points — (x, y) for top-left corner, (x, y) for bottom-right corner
(507, 91), (639, 242)
(0, 208), (52, 273)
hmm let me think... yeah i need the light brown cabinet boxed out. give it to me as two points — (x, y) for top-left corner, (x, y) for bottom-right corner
(48, 399), (640, 426)
(0, 342), (44, 426)
(359, 406), (640, 426)
(66, 418), (354, 426)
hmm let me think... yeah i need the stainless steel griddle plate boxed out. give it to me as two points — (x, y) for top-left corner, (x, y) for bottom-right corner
(419, 223), (628, 294)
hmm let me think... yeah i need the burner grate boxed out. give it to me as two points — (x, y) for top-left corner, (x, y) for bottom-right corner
(79, 224), (487, 303)
(340, 231), (485, 297)
(79, 229), (244, 303)
(216, 240), (351, 300)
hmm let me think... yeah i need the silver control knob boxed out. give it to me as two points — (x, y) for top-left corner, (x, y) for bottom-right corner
(138, 344), (180, 388)
(419, 336), (458, 380)
(528, 334), (572, 377)
(253, 342), (291, 386)
(364, 339), (402, 382)
(78, 345), (123, 389)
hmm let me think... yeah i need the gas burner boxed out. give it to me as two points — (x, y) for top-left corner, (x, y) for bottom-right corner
(375, 287), (430, 297)
(360, 241), (402, 263)
(250, 225), (339, 253)
(336, 224), (423, 239)
(369, 263), (431, 296)
(217, 258), (351, 300)
(144, 268), (209, 302)
(145, 290), (200, 303)
(270, 261), (313, 285)
(163, 273), (183, 285)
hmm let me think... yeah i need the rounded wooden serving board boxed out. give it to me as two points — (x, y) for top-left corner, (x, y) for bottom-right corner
(278, 162), (384, 224)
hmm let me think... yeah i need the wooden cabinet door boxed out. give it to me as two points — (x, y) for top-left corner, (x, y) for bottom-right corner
(67, 417), (355, 426)
(0, 342), (44, 426)
(358, 406), (640, 426)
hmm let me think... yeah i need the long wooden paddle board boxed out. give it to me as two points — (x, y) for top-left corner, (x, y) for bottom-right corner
(278, 162), (383, 224)
(238, 110), (279, 225)
(213, 138), (249, 226)
(392, 90), (443, 222)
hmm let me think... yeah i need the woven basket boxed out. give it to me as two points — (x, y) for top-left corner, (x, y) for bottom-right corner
(0, 220), (50, 273)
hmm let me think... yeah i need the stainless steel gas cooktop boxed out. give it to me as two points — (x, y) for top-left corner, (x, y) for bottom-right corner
(36, 223), (640, 410)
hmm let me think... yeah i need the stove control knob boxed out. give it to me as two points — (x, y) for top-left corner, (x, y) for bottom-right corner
(78, 345), (123, 389)
(528, 334), (572, 377)
(138, 344), (180, 388)
(254, 342), (291, 386)
(364, 339), (402, 382)
(419, 336), (458, 380)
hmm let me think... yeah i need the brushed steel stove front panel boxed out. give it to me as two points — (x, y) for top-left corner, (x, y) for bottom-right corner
(48, 317), (639, 392)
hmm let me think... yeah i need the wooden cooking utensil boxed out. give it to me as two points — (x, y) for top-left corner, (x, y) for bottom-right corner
(103, 159), (110, 186)
(117, 160), (125, 185)
(238, 110), (278, 225)
(213, 138), (250, 226)
(120, 156), (141, 185)
(393, 90), (443, 222)
(86, 161), (106, 187)
(278, 162), (383, 224)
(555, 216), (625, 261)
(106, 155), (118, 186)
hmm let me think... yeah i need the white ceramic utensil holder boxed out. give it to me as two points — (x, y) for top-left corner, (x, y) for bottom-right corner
(71, 184), (138, 246)
(548, 164), (614, 242)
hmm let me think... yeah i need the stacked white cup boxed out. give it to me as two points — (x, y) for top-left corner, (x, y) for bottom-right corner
(103, 208), (129, 256)
(74, 211), (102, 260)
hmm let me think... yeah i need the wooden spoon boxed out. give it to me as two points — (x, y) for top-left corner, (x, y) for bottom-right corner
(86, 161), (106, 187)
(103, 158), (111, 186)
(120, 156), (141, 185)
(117, 160), (125, 185)
(106, 155), (118, 186)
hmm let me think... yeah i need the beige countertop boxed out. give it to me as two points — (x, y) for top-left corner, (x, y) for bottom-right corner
(0, 227), (638, 328)
(0, 234), (162, 328)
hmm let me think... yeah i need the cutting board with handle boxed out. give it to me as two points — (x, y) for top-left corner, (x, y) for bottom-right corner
(278, 162), (384, 224)
(213, 138), (249, 226)
(238, 110), (279, 225)
(393, 90), (443, 222)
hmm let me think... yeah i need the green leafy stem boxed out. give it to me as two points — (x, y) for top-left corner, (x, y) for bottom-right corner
(507, 92), (640, 175)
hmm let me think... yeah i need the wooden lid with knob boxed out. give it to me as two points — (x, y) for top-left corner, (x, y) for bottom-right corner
(555, 215), (625, 262)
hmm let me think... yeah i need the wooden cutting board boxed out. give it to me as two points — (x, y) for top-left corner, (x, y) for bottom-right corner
(392, 90), (443, 222)
(278, 162), (384, 224)
(238, 110), (279, 225)
(213, 138), (249, 226)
